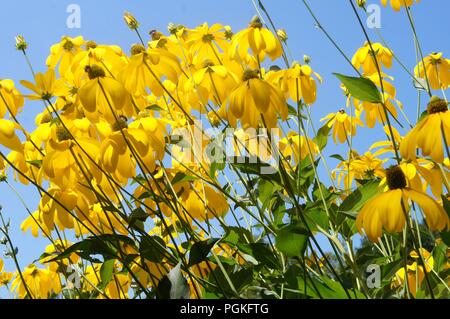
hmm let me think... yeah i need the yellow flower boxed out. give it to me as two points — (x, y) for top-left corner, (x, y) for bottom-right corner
(0, 119), (22, 152)
(381, 0), (420, 11)
(187, 23), (230, 63)
(11, 264), (60, 298)
(229, 16), (282, 61)
(279, 132), (319, 164)
(0, 272), (13, 287)
(0, 79), (24, 118)
(356, 166), (449, 242)
(119, 45), (181, 98)
(333, 151), (386, 190)
(400, 97), (450, 163)
(352, 42), (393, 74)
(226, 69), (287, 128)
(78, 64), (130, 123)
(392, 249), (433, 298)
(46, 36), (85, 76)
(185, 59), (238, 109)
(268, 62), (322, 105)
(320, 109), (364, 144)
(20, 68), (67, 100)
(415, 52), (450, 90)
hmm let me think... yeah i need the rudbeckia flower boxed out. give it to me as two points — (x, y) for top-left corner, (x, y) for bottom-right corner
(392, 249), (433, 298)
(279, 132), (319, 164)
(400, 97), (450, 163)
(78, 64), (130, 123)
(46, 36), (85, 76)
(20, 68), (67, 101)
(333, 151), (386, 190)
(320, 109), (364, 144)
(0, 272), (13, 287)
(352, 42), (393, 74)
(186, 23), (230, 63)
(11, 264), (61, 298)
(414, 52), (450, 90)
(381, 0), (420, 11)
(185, 59), (238, 109)
(0, 119), (23, 152)
(0, 79), (24, 118)
(229, 16), (282, 61)
(283, 62), (321, 105)
(226, 69), (287, 128)
(356, 166), (449, 242)
(119, 44), (181, 97)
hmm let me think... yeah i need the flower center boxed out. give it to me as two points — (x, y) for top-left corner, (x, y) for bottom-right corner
(249, 16), (262, 29)
(202, 33), (215, 43)
(427, 96), (448, 114)
(130, 44), (146, 55)
(63, 40), (74, 51)
(56, 126), (72, 142)
(113, 116), (128, 131)
(40, 113), (53, 124)
(85, 41), (97, 49)
(85, 64), (105, 79)
(242, 69), (260, 81)
(202, 59), (215, 68)
(386, 165), (407, 190)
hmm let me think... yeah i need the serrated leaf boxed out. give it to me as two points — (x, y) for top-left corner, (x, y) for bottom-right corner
(334, 73), (382, 103)
(275, 225), (309, 258)
(188, 238), (219, 266)
(339, 180), (381, 215)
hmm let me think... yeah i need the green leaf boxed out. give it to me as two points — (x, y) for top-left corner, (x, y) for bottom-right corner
(48, 234), (135, 263)
(171, 172), (197, 185)
(249, 243), (281, 269)
(99, 259), (115, 289)
(231, 157), (279, 179)
(339, 179), (381, 215)
(334, 73), (382, 103)
(146, 104), (165, 112)
(139, 236), (168, 263)
(128, 207), (149, 230)
(188, 238), (219, 266)
(313, 121), (332, 150)
(275, 225), (309, 258)
(167, 262), (190, 299)
(26, 160), (42, 168)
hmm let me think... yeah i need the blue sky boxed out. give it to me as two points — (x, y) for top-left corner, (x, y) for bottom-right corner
(0, 0), (449, 296)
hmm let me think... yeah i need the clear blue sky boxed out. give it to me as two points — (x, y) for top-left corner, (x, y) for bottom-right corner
(0, 0), (449, 296)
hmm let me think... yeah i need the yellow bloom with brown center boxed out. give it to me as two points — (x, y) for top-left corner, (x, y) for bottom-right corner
(321, 109), (364, 144)
(0, 79), (24, 118)
(415, 52), (450, 90)
(333, 151), (386, 190)
(356, 166), (449, 242)
(352, 42), (393, 74)
(268, 62), (322, 105)
(11, 264), (61, 299)
(119, 46), (181, 97)
(279, 132), (319, 165)
(187, 23), (230, 63)
(0, 119), (23, 152)
(20, 68), (67, 101)
(78, 64), (130, 123)
(46, 36), (85, 76)
(381, 0), (420, 11)
(226, 69), (287, 128)
(392, 249), (433, 298)
(400, 97), (450, 163)
(229, 16), (282, 61)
